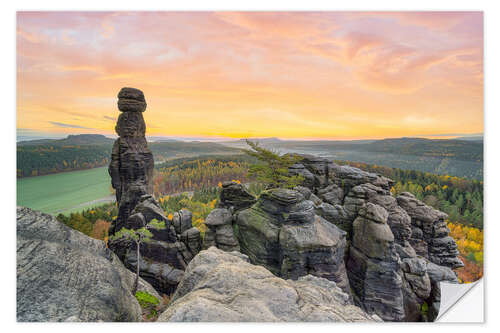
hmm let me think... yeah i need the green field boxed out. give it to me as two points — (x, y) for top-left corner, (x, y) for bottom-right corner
(17, 167), (114, 215)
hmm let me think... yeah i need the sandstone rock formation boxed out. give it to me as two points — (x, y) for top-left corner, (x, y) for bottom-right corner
(396, 192), (463, 269)
(218, 181), (256, 212)
(17, 207), (159, 322)
(109, 192), (198, 295)
(202, 208), (240, 252)
(107, 88), (200, 295)
(234, 188), (351, 294)
(158, 247), (378, 322)
(346, 203), (405, 321)
(285, 155), (463, 321)
(109, 87), (154, 233)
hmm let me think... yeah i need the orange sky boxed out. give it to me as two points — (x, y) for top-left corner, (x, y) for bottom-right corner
(16, 11), (483, 140)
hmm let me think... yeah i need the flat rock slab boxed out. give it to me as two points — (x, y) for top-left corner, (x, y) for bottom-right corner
(158, 247), (378, 322)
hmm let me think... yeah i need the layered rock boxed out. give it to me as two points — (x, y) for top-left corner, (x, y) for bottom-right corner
(218, 181), (256, 212)
(397, 192), (463, 269)
(329, 163), (394, 193)
(202, 208), (240, 252)
(17, 207), (159, 322)
(346, 203), (405, 321)
(107, 88), (200, 295)
(158, 247), (378, 322)
(234, 188), (351, 293)
(110, 195), (199, 295)
(109, 87), (154, 233)
(286, 155), (463, 322)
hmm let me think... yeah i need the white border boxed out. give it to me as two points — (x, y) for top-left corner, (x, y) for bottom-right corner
(3, 0), (497, 332)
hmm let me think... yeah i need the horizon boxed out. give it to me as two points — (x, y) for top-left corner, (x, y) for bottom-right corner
(17, 12), (483, 140)
(16, 130), (484, 143)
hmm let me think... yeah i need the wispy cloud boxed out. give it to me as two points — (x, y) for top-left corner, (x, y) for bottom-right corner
(16, 12), (483, 140)
(49, 121), (94, 130)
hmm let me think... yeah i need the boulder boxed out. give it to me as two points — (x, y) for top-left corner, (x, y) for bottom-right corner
(205, 208), (232, 227)
(215, 224), (240, 252)
(219, 181), (257, 212)
(328, 163), (394, 192)
(157, 247), (378, 322)
(17, 207), (157, 322)
(181, 227), (202, 256)
(117, 87), (147, 112)
(202, 208), (239, 252)
(173, 209), (193, 235)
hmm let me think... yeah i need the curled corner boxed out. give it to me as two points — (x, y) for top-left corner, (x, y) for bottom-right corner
(436, 278), (484, 322)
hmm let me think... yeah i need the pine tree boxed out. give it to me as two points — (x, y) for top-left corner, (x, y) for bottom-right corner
(243, 139), (304, 189)
(109, 219), (165, 294)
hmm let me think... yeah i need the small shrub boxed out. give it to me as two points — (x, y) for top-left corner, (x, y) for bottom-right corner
(135, 291), (160, 320)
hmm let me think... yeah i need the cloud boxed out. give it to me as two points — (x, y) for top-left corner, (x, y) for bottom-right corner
(103, 116), (115, 121)
(343, 32), (385, 60)
(16, 12), (483, 139)
(49, 121), (94, 130)
(16, 28), (43, 43)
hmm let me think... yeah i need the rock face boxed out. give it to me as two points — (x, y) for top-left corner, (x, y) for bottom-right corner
(397, 192), (463, 269)
(234, 188), (351, 294)
(109, 87), (154, 232)
(284, 155), (463, 322)
(347, 203), (405, 321)
(158, 247), (378, 322)
(107, 88), (200, 295)
(110, 195), (200, 295)
(17, 207), (159, 322)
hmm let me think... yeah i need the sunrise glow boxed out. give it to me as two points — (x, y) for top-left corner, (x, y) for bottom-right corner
(17, 11), (483, 140)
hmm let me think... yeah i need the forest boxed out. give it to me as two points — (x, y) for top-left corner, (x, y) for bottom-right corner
(55, 155), (483, 283)
(18, 134), (483, 180)
(17, 134), (240, 178)
(153, 155), (255, 196)
(337, 161), (483, 229)
(17, 144), (111, 177)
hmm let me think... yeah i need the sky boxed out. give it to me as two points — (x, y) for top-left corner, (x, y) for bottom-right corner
(17, 11), (483, 141)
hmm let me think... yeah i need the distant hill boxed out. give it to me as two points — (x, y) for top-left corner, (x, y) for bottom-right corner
(18, 134), (114, 146)
(17, 134), (484, 180)
(223, 137), (483, 180)
(454, 136), (483, 141)
(17, 134), (241, 178)
(363, 138), (483, 162)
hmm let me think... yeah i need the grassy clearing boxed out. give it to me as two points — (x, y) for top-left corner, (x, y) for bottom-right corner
(17, 166), (113, 215)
